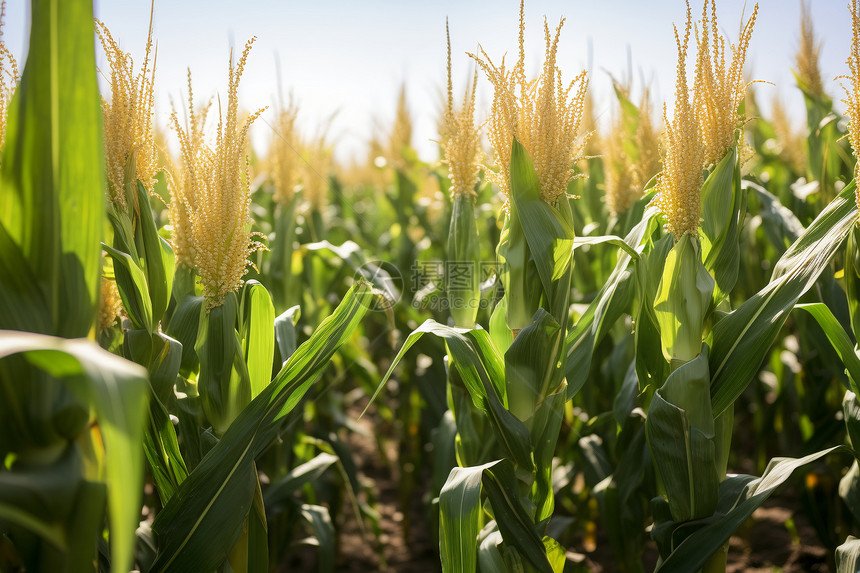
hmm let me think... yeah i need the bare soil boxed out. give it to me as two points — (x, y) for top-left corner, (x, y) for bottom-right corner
(283, 404), (834, 572)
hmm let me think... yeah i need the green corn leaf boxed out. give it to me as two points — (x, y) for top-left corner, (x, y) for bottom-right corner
(448, 193), (482, 328)
(225, 468), (268, 573)
(745, 181), (804, 256)
(439, 460), (553, 573)
(196, 291), (251, 434)
(508, 137), (575, 324)
(653, 234), (714, 363)
(528, 387), (566, 522)
(795, 303), (860, 395)
(700, 146), (745, 302)
(269, 200), (297, 311)
(144, 393), (189, 505)
(0, 445), (106, 572)
(364, 320), (534, 473)
(124, 330), (182, 403)
(0, 499), (66, 551)
(655, 446), (850, 572)
(646, 352), (718, 522)
(504, 309), (562, 421)
(709, 181), (860, 416)
(565, 206), (657, 397)
(0, 331), (149, 573)
(274, 305), (301, 364)
(477, 527), (507, 572)
(300, 504), (335, 573)
(247, 475), (268, 573)
(240, 280), (276, 399)
(135, 182), (175, 328)
(150, 283), (370, 573)
(0, 223), (52, 333)
(836, 536), (860, 573)
(263, 453), (339, 512)
(104, 243), (153, 332)
(846, 392), (860, 454)
(165, 294), (203, 377)
(611, 80), (642, 150)
(635, 233), (673, 390)
(840, 462), (860, 528)
(489, 298), (513, 355)
(0, 0), (104, 338)
(498, 205), (542, 331)
(572, 235), (640, 260)
(847, 225), (860, 338)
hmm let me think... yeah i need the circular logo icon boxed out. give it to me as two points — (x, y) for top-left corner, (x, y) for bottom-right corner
(354, 260), (403, 311)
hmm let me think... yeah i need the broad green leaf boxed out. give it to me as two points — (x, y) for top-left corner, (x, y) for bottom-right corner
(448, 192), (481, 328)
(498, 201), (542, 331)
(646, 353), (718, 522)
(0, 0), (104, 338)
(263, 453), (339, 511)
(439, 463), (486, 573)
(653, 234), (714, 363)
(144, 393), (189, 505)
(439, 460), (553, 573)
(196, 292), (251, 434)
(0, 331), (149, 573)
(240, 280), (276, 399)
(572, 235), (639, 260)
(840, 461), (860, 528)
(847, 225), (860, 339)
(247, 476), (268, 573)
(0, 446), (106, 572)
(165, 294), (203, 377)
(700, 146), (745, 301)
(795, 303), (860, 395)
(508, 138), (575, 327)
(528, 386), (566, 522)
(635, 233), (673, 391)
(480, 460), (554, 573)
(0, 223), (52, 333)
(268, 200), (297, 311)
(709, 181), (860, 416)
(489, 298), (513, 355)
(504, 309), (562, 421)
(104, 243), (153, 332)
(477, 527), (507, 573)
(745, 181), (804, 256)
(0, 499), (66, 550)
(846, 392), (860, 454)
(134, 181), (175, 328)
(124, 330), (182, 403)
(655, 446), (850, 572)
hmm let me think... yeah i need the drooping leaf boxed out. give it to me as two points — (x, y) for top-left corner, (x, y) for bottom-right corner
(656, 446), (851, 572)
(0, 331), (149, 573)
(709, 181), (859, 416)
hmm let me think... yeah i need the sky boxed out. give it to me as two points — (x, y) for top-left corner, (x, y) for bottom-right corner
(2, 0), (854, 164)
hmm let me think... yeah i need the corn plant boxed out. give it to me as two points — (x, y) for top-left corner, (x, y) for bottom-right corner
(0, 1), (149, 571)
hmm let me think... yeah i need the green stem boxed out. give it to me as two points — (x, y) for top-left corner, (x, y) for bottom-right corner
(701, 544), (727, 573)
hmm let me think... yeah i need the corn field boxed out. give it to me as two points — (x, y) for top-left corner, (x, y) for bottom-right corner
(6, 0), (860, 571)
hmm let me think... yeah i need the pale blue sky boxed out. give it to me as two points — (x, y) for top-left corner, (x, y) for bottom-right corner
(3, 1), (854, 163)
